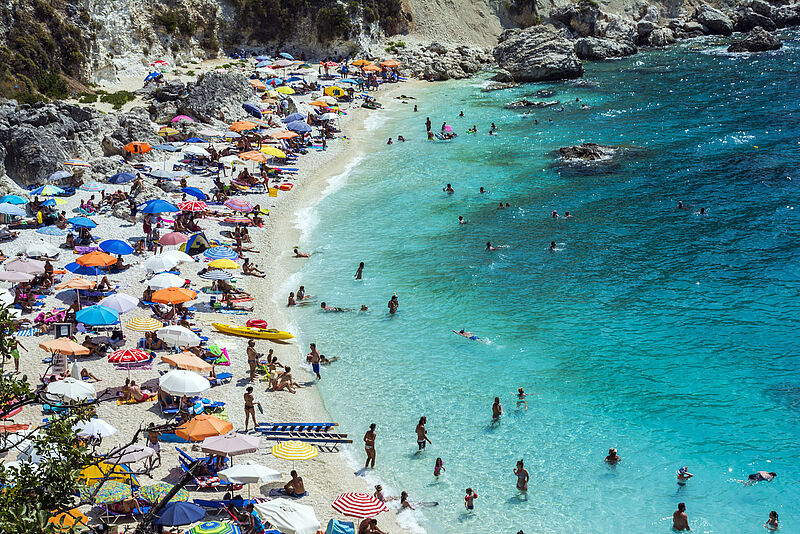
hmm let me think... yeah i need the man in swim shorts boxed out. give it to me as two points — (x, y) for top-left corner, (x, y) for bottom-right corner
(416, 416), (431, 450)
(672, 502), (689, 531)
(308, 343), (321, 380)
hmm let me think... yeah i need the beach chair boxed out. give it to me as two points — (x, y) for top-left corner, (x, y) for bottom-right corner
(326, 519), (355, 534)
(96, 502), (151, 524)
(256, 422), (338, 432)
(257, 430), (352, 445)
(175, 447), (240, 491)
(193, 497), (258, 515)
(209, 373), (233, 387)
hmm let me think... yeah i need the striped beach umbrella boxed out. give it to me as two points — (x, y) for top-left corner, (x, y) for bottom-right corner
(63, 159), (91, 167)
(30, 184), (65, 196)
(204, 247), (239, 261)
(178, 200), (207, 212)
(188, 521), (239, 534)
(199, 270), (233, 281)
(223, 217), (252, 225)
(80, 181), (106, 192)
(223, 199), (254, 213)
(108, 348), (150, 364)
(270, 440), (318, 461)
(126, 316), (164, 331)
(331, 492), (389, 518)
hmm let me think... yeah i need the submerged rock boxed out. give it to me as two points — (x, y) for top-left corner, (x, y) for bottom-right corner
(575, 36), (637, 59)
(482, 82), (521, 92)
(559, 143), (619, 162)
(727, 26), (782, 52)
(504, 99), (560, 109)
(493, 26), (583, 82)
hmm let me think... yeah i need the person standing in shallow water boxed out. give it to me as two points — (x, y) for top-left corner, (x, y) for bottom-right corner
(492, 397), (502, 420)
(672, 502), (690, 531)
(388, 294), (398, 315)
(355, 262), (364, 280)
(415, 416), (431, 450)
(364, 423), (376, 469)
(514, 460), (529, 491)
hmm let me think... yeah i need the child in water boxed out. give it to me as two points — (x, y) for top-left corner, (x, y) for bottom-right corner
(464, 488), (477, 510)
(434, 457), (445, 478)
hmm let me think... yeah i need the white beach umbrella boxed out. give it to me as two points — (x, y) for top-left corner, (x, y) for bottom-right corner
(254, 499), (320, 534)
(183, 145), (210, 157)
(156, 325), (200, 347)
(0, 271), (34, 282)
(46, 378), (95, 401)
(142, 255), (179, 274)
(99, 293), (140, 314)
(112, 444), (155, 464)
(6, 257), (45, 274)
(0, 203), (26, 216)
(218, 460), (280, 485)
(158, 369), (210, 396)
(318, 113), (339, 121)
(197, 128), (225, 137)
(26, 242), (59, 258)
(74, 418), (118, 438)
(161, 250), (194, 264)
(147, 272), (185, 290)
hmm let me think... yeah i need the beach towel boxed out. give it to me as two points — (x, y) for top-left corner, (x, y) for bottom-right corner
(14, 326), (39, 337)
(268, 488), (308, 498)
(0, 423), (31, 433)
(216, 309), (250, 315)
(117, 395), (156, 405)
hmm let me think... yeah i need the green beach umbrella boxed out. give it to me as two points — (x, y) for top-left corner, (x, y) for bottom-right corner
(140, 482), (189, 504)
(83, 480), (133, 504)
(188, 521), (238, 534)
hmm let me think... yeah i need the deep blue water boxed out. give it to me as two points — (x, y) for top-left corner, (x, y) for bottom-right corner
(287, 32), (800, 533)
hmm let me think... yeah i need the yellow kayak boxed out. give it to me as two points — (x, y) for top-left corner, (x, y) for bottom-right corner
(212, 323), (295, 340)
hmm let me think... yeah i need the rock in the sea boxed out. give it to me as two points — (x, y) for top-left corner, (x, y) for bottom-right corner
(727, 26), (782, 52)
(493, 26), (583, 82)
(734, 9), (776, 32)
(695, 4), (734, 35)
(490, 69), (514, 82)
(642, 27), (676, 47)
(179, 71), (258, 123)
(575, 36), (637, 60)
(504, 99), (560, 109)
(772, 4), (800, 28)
(559, 143), (618, 161)
(482, 82), (521, 92)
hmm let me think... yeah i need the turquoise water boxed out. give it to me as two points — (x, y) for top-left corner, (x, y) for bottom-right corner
(288, 33), (800, 533)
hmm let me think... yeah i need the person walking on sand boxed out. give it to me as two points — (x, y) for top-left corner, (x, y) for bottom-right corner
(364, 423), (376, 469)
(308, 343), (321, 380)
(388, 294), (399, 315)
(492, 397), (502, 420)
(146, 423), (161, 472)
(673, 503), (690, 531)
(247, 340), (259, 382)
(415, 416), (431, 451)
(9, 338), (26, 373)
(355, 262), (364, 280)
(514, 459), (529, 491)
(244, 387), (260, 432)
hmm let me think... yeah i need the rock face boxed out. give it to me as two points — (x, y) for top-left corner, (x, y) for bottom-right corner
(734, 9), (776, 31)
(559, 143), (618, 162)
(642, 27), (677, 46)
(394, 43), (494, 81)
(504, 99), (560, 109)
(727, 26), (783, 52)
(178, 71), (258, 123)
(575, 36), (637, 59)
(772, 4), (800, 27)
(695, 4), (734, 35)
(493, 26), (583, 82)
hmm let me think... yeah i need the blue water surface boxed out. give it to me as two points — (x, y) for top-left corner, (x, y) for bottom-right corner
(288, 32), (800, 534)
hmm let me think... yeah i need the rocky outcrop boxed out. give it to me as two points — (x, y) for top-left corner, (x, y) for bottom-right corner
(504, 99), (560, 109)
(695, 4), (734, 35)
(772, 4), (800, 27)
(575, 37), (637, 59)
(734, 9), (776, 31)
(727, 26), (783, 52)
(559, 143), (618, 162)
(493, 26), (583, 82)
(551, 1), (602, 37)
(394, 43), (494, 81)
(178, 71), (258, 123)
(482, 82), (520, 92)
(642, 27), (677, 46)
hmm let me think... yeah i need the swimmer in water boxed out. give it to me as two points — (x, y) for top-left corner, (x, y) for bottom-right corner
(443, 184), (454, 194)
(492, 397), (502, 420)
(297, 286), (306, 300)
(486, 242), (498, 251)
(458, 216), (466, 224)
(293, 248), (310, 258)
(764, 511), (779, 530)
(514, 459), (528, 491)
(287, 292), (296, 307)
(745, 471), (777, 484)
(467, 125), (477, 133)
(320, 302), (346, 312)
(464, 488), (477, 510)
(677, 201), (689, 210)
(565, 211), (573, 218)
(515, 388), (528, 410)
(360, 304), (369, 311)
(453, 329), (480, 340)
(459, 110), (464, 117)
(552, 210), (559, 218)
(434, 457), (445, 478)
(676, 466), (693, 486)
(480, 187), (486, 193)
(497, 202), (505, 209)
(605, 448), (621, 465)
(697, 207), (708, 215)
(490, 123), (497, 132)
(387, 138), (393, 145)
(673, 503), (690, 531)
(549, 241), (557, 252)
(355, 262), (364, 280)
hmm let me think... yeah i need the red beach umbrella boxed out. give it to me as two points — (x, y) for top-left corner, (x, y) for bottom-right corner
(177, 201), (207, 212)
(108, 348), (150, 364)
(331, 492), (389, 518)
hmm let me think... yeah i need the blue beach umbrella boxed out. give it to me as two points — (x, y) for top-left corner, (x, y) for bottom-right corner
(41, 198), (66, 207)
(99, 239), (134, 256)
(31, 184), (65, 196)
(49, 170), (73, 181)
(0, 203), (26, 216)
(256, 60), (271, 68)
(140, 199), (179, 214)
(255, 55), (271, 61)
(181, 187), (207, 201)
(285, 76), (302, 83)
(267, 78), (283, 86)
(286, 120), (312, 133)
(108, 172), (136, 184)
(37, 226), (67, 237)
(80, 181), (106, 192)
(279, 52), (294, 60)
(184, 137), (206, 143)
(76, 305), (120, 326)
(0, 195), (28, 205)
(153, 502), (205, 526)
(152, 144), (181, 152)
(145, 72), (160, 82)
(339, 79), (359, 84)
(203, 247), (239, 261)
(283, 113), (307, 124)
(65, 262), (104, 276)
(242, 103), (262, 119)
(67, 217), (97, 228)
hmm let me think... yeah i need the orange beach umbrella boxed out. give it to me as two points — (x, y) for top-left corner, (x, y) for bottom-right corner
(362, 64), (380, 72)
(76, 250), (117, 268)
(229, 121), (258, 132)
(124, 142), (152, 154)
(250, 79), (267, 91)
(49, 509), (88, 532)
(351, 59), (372, 67)
(380, 59), (402, 68)
(151, 287), (197, 305)
(162, 352), (212, 373)
(55, 277), (95, 290)
(239, 150), (268, 163)
(270, 130), (299, 139)
(175, 414), (233, 441)
(39, 338), (90, 356)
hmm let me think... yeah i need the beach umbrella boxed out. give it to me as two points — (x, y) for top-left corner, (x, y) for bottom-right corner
(46, 377), (94, 401)
(199, 270), (233, 281)
(108, 172), (136, 184)
(78, 462), (136, 485)
(229, 120), (258, 132)
(41, 197), (67, 207)
(85, 480), (133, 504)
(270, 130), (300, 139)
(152, 287), (196, 305)
(37, 226), (67, 236)
(202, 433), (261, 458)
(159, 369), (210, 396)
(160, 232), (190, 246)
(362, 64), (380, 72)
(143, 255), (179, 274)
(219, 155), (245, 167)
(76, 250), (117, 267)
(49, 170), (73, 181)
(126, 316), (163, 331)
(6, 257), (45, 274)
(271, 59), (293, 68)
(184, 137), (206, 143)
(162, 352), (212, 373)
(331, 492), (389, 519)
(308, 100), (329, 107)
(140, 199), (179, 214)
(187, 521), (239, 534)
(76, 304), (119, 326)
(204, 246), (240, 261)
(181, 187), (207, 200)
(124, 141), (152, 155)
(239, 150), (268, 163)
(80, 181), (106, 192)
(74, 417), (118, 438)
(319, 113), (339, 121)
(150, 169), (184, 180)
(184, 145), (210, 157)
(65, 262), (104, 276)
(64, 159), (91, 168)
(279, 52), (294, 60)
(219, 460), (280, 485)
(171, 115), (195, 122)
(30, 184), (65, 196)
(148, 272), (185, 290)
(25, 242), (59, 258)
(254, 500), (320, 534)
(224, 198), (254, 212)
(56, 277), (95, 290)
(208, 259), (240, 270)
(178, 200), (207, 212)
(286, 121), (312, 133)
(224, 217), (252, 225)
(351, 59), (371, 66)
(0, 203), (26, 216)
(67, 216), (96, 228)
(154, 501), (205, 526)
(197, 128), (225, 137)
(338, 78), (359, 84)
(156, 325), (201, 346)
(99, 293), (140, 313)
(250, 79), (268, 91)
(99, 239), (135, 255)
(283, 113), (307, 123)
(152, 59), (170, 67)
(152, 143), (181, 152)
(140, 482), (190, 504)
(108, 348), (150, 364)
(276, 86), (295, 95)
(270, 441), (318, 461)
(260, 146), (286, 158)
(0, 271), (34, 282)
(144, 72), (160, 82)
(380, 59), (401, 68)
(161, 250), (193, 263)
(242, 103), (262, 118)
(159, 127), (180, 136)
(39, 338), (90, 356)
(112, 444), (155, 464)
(0, 195), (27, 204)
(175, 414), (233, 442)
(48, 509), (89, 532)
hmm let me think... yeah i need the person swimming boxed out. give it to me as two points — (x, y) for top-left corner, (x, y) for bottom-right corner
(458, 216), (466, 224)
(677, 201), (689, 210)
(746, 471), (777, 484)
(552, 210), (559, 218)
(486, 242), (498, 251)
(549, 241), (557, 252)
(320, 302), (346, 312)
(453, 329), (480, 340)
(479, 187), (486, 193)
(443, 184), (454, 193)
(467, 125), (477, 133)
(459, 111), (464, 117)
(515, 388), (528, 410)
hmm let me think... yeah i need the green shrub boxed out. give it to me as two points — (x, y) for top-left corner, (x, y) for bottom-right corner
(178, 19), (196, 37)
(156, 11), (179, 33)
(36, 70), (67, 99)
(13, 91), (47, 105)
(77, 92), (98, 103)
(186, 70), (195, 76)
(100, 90), (135, 109)
(316, 5), (351, 40)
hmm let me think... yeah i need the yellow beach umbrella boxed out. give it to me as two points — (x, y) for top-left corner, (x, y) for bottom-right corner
(208, 259), (240, 269)
(271, 440), (318, 461)
(324, 86), (345, 98)
(260, 146), (287, 159)
(264, 90), (280, 98)
(79, 462), (137, 485)
(126, 316), (164, 331)
(49, 508), (88, 532)
(275, 86), (295, 95)
(159, 127), (179, 136)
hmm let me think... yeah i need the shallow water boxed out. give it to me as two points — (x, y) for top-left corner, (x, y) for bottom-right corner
(287, 32), (800, 533)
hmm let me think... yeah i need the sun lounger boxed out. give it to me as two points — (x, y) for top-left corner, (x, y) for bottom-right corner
(209, 373), (233, 386)
(176, 447), (241, 491)
(259, 430), (352, 445)
(97, 502), (151, 524)
(256, 422), (338, 432)
(193, 498), (259, 514)
(14, 326), (39, 337)
(268, 488), (307, 498)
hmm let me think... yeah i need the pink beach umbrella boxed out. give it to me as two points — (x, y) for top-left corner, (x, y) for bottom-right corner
(331, 492), (389, 518)
(0, 271), (34, 282)
(171, 115), (194, 122)
(201, 432), (261, 460)
(224, 199), (254, 213)
(159, 232), (189, 246)
(6, 257), (45, 274)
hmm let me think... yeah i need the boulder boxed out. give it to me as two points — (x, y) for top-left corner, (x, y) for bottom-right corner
(559, 143), (618, 162)
(637, 20), (657, 36)
(179, 71), (258, 123)
(482, 82), (521, 92)
(491, 69), (514, 82)
(550, 0), (602, 36)
(504, 99), (560, 109)
(152, 81), (186, 103)
(735, 10), (776, 31)
(575, 36), (638, 59)
(727, 26), (782, 52)
(149, 101), (178, 123)
(772, 4), (800, 27)
(695, 4), (734, 35)
(642, 27), (676, 46)
(493, 26), (583, 82)
(683, 21), (705, 33)
(602, 15), (638, 43)
(427, 42), (448, 55)
(748, 0), (772, 17)
(640, 5), (660, 22)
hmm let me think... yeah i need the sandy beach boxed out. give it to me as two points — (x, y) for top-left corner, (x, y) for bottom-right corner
(5, 57), (424, 533)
